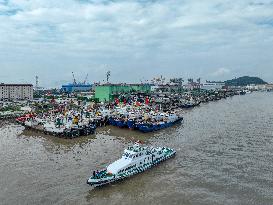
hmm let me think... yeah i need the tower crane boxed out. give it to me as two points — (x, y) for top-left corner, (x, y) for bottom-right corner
(72, 72), (77, 85)
(83, 74), (88, 84)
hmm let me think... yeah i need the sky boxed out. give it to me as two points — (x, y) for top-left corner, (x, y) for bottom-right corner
(0, 0), (273, 87)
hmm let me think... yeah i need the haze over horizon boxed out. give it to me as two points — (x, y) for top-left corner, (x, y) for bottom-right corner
(0, 0), (273, 87)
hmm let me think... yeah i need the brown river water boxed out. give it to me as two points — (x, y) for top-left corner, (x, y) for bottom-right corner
(1, 92), (273, 205)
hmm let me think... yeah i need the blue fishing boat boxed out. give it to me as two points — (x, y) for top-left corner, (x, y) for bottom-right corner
(108, 117), (116, 126)
(127, 119), (135, 129)
(115, 119), (127, 128)
(138, 116), (183, 133)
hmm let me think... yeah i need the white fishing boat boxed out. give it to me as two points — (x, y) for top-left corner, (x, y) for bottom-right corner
(87, 142), (176, 187)
(43, 122), (66, 134)
(244, 90), (252, 94)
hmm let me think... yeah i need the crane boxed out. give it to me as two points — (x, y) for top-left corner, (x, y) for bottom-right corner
(83, 74), (88, 84)
(72, 72), (77, 85)
(106, 71), (111, 83)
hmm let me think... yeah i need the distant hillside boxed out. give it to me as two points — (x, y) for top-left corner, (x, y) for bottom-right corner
(225, 76), (267, 86)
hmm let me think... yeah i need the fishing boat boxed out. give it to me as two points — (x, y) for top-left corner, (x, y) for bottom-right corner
(16, 113), (36, 125)
(180, 98), (200, 108)
(127, 119), (135, 129)
(136, 113), (183, 133)
(244, 90), (252, 94)
(87, 142), (176, 187)
(109, 110), (183, 132)
(43, 122), (96, 138)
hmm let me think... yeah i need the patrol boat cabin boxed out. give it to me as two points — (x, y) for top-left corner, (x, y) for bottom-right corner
(107, 144), (152, 175)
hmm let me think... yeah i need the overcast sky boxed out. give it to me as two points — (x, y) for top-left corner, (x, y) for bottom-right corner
(0, 0), (273, 87)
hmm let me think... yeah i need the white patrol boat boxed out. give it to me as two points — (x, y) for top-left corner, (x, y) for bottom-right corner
(87, 142), (176, 187)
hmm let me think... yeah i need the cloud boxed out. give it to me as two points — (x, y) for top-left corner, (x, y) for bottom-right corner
(0, 0), (273, 86)
(211, 68), (231, 77)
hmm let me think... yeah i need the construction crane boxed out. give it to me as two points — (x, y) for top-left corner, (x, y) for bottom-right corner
(35, 76), (39, 90)
(72, 72), (77, 85)
(106, 71), (111, 83)
(83, 74), (88, 84)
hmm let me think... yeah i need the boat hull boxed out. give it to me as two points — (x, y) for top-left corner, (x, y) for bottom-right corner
(138, 117), (183, 133)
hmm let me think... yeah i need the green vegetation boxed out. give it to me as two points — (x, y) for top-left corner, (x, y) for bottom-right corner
(225, 76), (267, 86)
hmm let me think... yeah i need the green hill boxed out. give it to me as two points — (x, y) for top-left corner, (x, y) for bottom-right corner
(225, 76), (267, 86)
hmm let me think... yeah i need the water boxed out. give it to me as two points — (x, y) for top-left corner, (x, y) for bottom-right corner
(1, 92), (273, 205)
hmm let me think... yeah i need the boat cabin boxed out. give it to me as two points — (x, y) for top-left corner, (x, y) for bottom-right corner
(106, 144), (151, 175)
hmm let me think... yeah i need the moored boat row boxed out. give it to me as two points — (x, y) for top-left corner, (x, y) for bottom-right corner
(16, 113), (96, 138)
(12, 88), (252, 137)
(108, 111), (183, 132)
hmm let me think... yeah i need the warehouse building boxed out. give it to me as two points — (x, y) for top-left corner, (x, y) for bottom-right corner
(61, 83), (92, 93)
(0, 84), (33, 100)
(201, 82), (225, 90)
(95, 84), (151, 102)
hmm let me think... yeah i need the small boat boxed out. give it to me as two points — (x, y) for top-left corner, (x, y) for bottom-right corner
(244, 90), (252, 94)
(180, 98), (200, 108)
(238, 90), (246, 95)
(43, 123), (96, 138)
(16, 114), (36, 125)
(87, 142), (176, 187)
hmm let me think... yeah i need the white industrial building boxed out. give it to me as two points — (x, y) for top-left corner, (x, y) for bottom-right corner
(0, 84), (33, 100)
(201, 82), (225, 90)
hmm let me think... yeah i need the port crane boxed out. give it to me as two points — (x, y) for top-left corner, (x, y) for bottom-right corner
(72, 72), (89, 85)
(83, 74), (88, 85)
(72, 72), (77, 85)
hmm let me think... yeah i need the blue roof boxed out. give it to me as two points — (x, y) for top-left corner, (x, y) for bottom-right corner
(61, 83), (92, 92)
(62, 83), (92, 87)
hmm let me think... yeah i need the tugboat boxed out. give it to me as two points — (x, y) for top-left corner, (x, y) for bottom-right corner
(87, 142), (176, 187)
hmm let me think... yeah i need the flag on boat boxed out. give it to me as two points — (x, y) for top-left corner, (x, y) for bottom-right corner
(145, 97), (149, 105)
